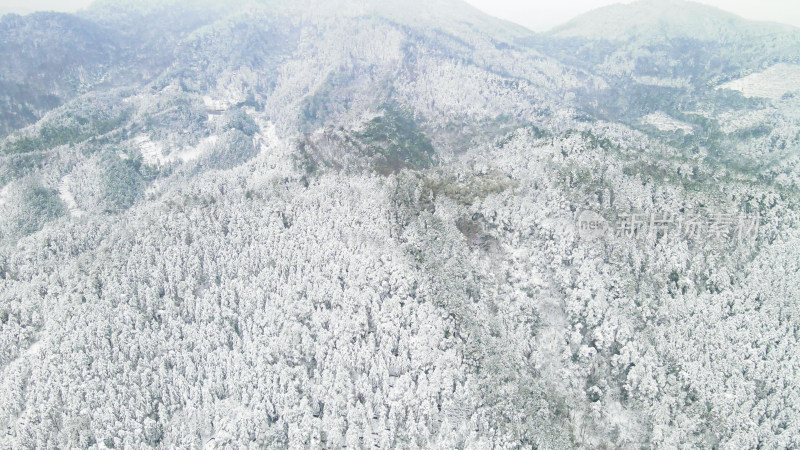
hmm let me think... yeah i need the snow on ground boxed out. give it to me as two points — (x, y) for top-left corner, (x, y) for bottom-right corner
(252, 120), (279, 152)
(718, 64), (800, 99)
(633, 75), (691, 89)
(203, 94), (240, 119)
(134, 135), (167, 165)
(0, 184), (9, 208)
(24, 338), (43, 357)
(175, 135), (218, 163)
(254, 120), (289, 161)
(248, 119), (300, 190)
(203, 95), (229, 112)
(643, 112), (694, 133)
(134, 135), (218, 166)
(716, 108), (773, 133)
(58, 174), (84, 218)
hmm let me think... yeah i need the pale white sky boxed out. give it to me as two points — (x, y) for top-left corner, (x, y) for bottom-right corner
(0, 0), (798, 31)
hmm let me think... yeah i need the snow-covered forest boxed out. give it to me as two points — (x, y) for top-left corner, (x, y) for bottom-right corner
(0, 0), (799, 448)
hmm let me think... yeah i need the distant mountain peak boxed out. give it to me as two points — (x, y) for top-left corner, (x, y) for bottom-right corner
(550, 0), (795, 41)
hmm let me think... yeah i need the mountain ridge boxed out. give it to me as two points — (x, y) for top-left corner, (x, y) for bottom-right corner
(0, 1), (798, 448)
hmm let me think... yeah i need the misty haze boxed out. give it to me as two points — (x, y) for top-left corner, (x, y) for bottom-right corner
(0, 0), (799, 448)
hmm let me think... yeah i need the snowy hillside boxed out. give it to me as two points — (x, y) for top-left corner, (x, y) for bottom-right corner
(0, 0), (798, 448)
(718, 63), (800, 99)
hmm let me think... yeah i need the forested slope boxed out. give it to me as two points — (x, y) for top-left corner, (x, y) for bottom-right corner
(0, 0), (798, 447)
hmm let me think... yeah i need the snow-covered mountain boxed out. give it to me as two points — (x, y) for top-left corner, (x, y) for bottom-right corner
(542, 0), (800, 85)
(0, 0), (798, 448)
(527, 0), (800, 173)
(551, 0), (797, 41)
